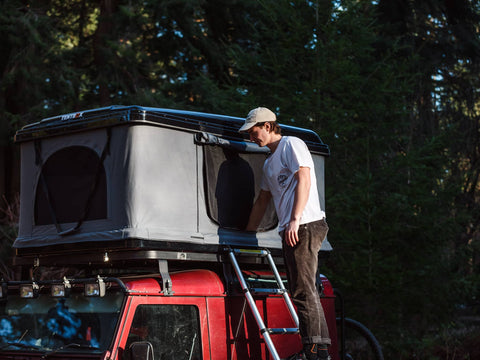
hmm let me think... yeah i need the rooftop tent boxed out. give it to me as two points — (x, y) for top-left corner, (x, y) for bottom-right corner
(13, 106), (331, 259)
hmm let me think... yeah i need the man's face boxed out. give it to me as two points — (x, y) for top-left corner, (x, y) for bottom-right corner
(247, 124), (268, 147)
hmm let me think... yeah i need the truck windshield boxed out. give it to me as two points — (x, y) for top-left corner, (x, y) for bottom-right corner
(0, 290), (123, 354)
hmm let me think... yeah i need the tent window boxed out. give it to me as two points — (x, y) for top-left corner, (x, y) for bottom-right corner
(202, 145), (277, 231)
(35, 146), (107, 225)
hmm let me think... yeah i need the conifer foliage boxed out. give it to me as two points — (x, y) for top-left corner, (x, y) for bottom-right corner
(1, 0), (479, 357)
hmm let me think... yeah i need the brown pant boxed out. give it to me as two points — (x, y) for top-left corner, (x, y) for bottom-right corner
(282, 219), (331, 345)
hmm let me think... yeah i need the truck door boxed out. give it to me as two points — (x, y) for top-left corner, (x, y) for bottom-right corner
(117, 297), (210, 360)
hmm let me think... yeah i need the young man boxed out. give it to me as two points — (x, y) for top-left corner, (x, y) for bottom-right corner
(239, 107), (331, 360)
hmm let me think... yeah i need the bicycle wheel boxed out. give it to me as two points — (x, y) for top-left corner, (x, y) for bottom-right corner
(336, 317), (384, 360)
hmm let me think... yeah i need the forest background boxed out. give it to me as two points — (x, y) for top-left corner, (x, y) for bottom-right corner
(1, 0), (479, 358)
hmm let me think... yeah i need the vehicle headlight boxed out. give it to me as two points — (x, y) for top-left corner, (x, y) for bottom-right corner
(20, 283), (39, 298)
(84, 277), (105, 297)
(0, 283), (7, 299)
(51, 278), (71, 298)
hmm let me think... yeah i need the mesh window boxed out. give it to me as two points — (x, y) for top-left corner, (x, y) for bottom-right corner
(35, 146), (107, 225)
(203, 145), (277, 231)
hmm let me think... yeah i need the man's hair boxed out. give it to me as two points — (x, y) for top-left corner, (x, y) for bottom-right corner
(258, 121), (281, 135)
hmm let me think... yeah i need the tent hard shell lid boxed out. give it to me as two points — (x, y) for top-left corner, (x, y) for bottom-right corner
(14, 105), (331, 263)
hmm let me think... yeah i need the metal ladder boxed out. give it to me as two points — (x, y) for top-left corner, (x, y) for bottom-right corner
(227, 248), (299, 360)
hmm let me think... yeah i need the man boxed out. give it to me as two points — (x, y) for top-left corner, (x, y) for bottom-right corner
(239, 107), (331, 360)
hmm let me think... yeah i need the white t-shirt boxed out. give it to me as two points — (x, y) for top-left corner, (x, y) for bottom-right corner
(261, 136), (325, 232)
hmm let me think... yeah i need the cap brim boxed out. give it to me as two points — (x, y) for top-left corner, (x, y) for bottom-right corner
(238, 122), (256, 133)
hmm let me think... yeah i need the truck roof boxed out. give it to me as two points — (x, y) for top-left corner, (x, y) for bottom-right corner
(122, 269), (226, 296)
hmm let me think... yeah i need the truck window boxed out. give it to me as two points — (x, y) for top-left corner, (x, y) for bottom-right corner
(124, 305), (202, 360)
(0, 291), (122, 354)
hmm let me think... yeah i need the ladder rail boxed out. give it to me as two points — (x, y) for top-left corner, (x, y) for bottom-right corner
(265, 252), (299, 327)
(228, 248), (301, 360)
(228, 250), (282, 360)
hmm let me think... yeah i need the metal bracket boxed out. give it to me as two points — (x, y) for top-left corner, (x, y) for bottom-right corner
(158, 260), (174, 295)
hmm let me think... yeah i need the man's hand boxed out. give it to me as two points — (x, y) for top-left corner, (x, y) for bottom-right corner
(245, 190), (272, 231)
(285, 218), (300, 247)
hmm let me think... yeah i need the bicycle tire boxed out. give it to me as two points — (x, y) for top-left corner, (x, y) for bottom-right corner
(336, 317), (384, 360)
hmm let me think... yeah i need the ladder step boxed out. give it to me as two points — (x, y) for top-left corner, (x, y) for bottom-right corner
(233, 248), (269, 257)
(250, 288), (287, 295)
(267, 327), (299, 335)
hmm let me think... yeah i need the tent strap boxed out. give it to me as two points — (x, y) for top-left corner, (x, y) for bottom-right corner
(34, 127), (112, 236)
(35, 140), (62, 234)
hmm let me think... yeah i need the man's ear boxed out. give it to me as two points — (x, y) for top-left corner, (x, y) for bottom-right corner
(264, 122), (272, 132)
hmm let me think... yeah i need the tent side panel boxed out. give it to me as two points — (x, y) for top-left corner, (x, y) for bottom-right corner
(125, 125), (198, 239)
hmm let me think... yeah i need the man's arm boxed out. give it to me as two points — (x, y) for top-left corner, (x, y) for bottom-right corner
(245, 189), (272, 231)
(284, 166), (311, 247)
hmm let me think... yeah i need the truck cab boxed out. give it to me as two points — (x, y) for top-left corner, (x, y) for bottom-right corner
(0, 266), (337, 360)
(0, 106), (337, 360)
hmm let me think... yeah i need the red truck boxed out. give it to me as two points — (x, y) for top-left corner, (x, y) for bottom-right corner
(0, 252), (338, 360)
(0, 106), (383, 360)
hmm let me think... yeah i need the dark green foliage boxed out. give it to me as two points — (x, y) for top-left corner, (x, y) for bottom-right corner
(1, 0), (479, 358)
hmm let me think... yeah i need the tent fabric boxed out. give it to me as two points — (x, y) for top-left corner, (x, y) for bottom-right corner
(13, 106), (332, 254)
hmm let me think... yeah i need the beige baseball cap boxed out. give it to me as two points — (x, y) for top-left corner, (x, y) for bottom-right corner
(239, 107), (277, 132)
